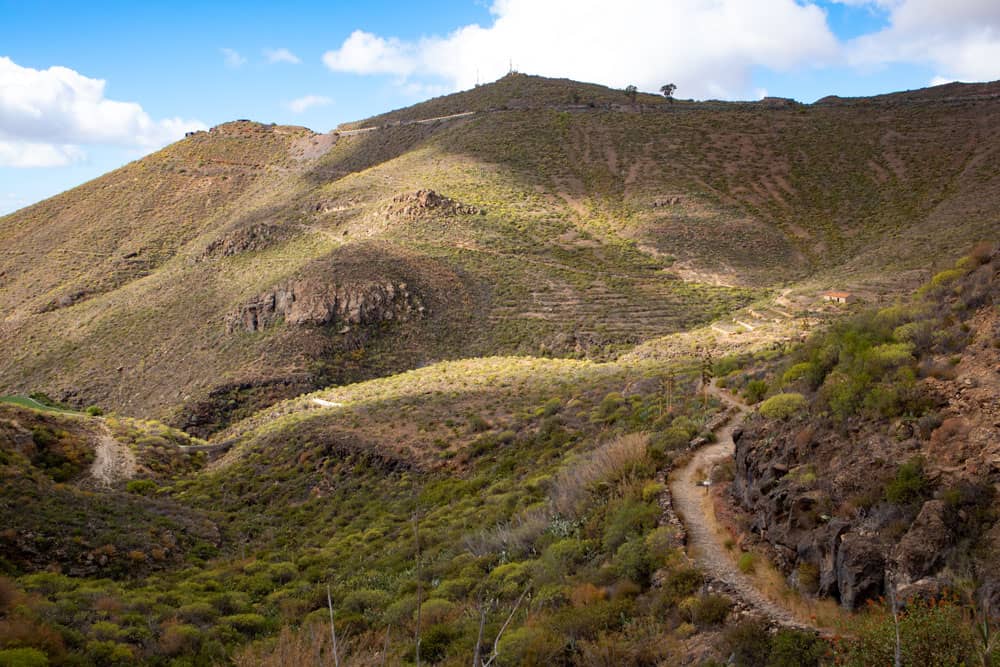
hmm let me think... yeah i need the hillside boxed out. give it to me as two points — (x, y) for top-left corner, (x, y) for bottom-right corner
(1, 74), (998, 434)
(2, 71), (1000, 663)
(722, 244), (1000, 613)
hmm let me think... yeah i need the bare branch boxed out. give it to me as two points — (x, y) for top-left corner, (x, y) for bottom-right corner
(482, 587), (530, 667)
(326, 584), (341, 667)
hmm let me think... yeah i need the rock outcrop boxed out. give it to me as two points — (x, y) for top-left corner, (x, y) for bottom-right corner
(226, 278), (424, 333)
(384, 189), (482, 219)
(203, 223), (291, 259)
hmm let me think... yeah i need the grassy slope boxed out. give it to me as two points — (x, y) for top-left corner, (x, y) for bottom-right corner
(0, 75), (997, 432)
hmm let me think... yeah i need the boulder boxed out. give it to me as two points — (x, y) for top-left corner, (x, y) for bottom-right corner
(893, 500), (953, 581)
(836, 533), (885, 608)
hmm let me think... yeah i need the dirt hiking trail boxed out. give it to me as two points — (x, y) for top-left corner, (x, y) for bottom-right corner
(670, 383), (819, 632)
(88, 425), (137, 488)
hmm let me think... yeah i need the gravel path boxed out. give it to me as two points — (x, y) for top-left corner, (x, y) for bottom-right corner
(669, 385), (816, 632)
(89, 426), (137, 488)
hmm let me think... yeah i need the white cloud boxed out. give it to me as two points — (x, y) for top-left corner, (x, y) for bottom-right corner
(286, 94), (333, 113)
(323, 31), (417, 76)
(264, 48), (301, 65)
(322, 0), (840, 99)
(0, 57), (206, 168)
(844, 0), (1000, 82)
(0, 141), (84, 167)
(221, 47), (247, 68)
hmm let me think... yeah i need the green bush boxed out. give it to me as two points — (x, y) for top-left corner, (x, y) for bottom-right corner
(84, 640), (134, 666)
(614, 538), (653, 586)
(758, 393), (807, 420)
(769, 629), (829, 667)
(602, 497), (658, 552)
(743, 379), (768, 404)
(125, 479), (157, 496)
(417, 623), (457, 663)
(737, 552), (756, 574)
(0, 648), (49, 667)
(648, 427), (690, 461)
(782, 361), (821, 388)
(220, 613), (269, 636)
(724, 618), (771, 666)
(661, 567), (703, 604)
(691, 594), (731, 627)
(930, 268), (965, 288)
(885, 457), (930, 505)
(495, 626), (565, 666)
(839, 598), (974, 666)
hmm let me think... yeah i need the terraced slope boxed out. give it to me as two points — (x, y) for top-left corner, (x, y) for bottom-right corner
(1, 74), (998, 432)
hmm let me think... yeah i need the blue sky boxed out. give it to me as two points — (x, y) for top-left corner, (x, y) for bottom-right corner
(2, 0), (999, 214)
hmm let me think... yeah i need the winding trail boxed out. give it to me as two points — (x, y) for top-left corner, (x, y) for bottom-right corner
(669, 384), (817, 632)
(89, 425), (137, 488)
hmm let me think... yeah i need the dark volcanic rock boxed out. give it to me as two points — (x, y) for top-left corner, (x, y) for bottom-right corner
(203, 223), (291, 258)
(893, 500), (953, 582)
(385, 189), (482, 218)
(226, 278), (424, 333)
(836, 533), (886, 608)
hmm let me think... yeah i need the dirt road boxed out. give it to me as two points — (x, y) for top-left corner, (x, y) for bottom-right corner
(670, 384), (816, 631)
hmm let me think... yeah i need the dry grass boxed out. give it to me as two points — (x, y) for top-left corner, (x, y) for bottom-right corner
(550, 432), (650, 517)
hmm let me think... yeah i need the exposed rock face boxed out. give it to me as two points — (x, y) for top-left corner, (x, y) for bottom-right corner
(226, 278), (424, 333)
(385, 189), (482, 218)
(835, 533), (886, 609)
(203, 223), (290, 259)
(894, 500), (953, 581)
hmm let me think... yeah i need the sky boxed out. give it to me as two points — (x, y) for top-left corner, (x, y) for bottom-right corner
(2, 0), (1000, 215)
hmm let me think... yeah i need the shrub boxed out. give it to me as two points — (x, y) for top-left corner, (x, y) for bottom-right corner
(614, 538), (653, 586)
(782, 361), (821, 388)
(602, 497), (658, 552)
(495, 626), (564, 666)
(85, 406), (103, 416)
(0, 577), (18, 613)
(661, 567), (702, 604)
(648, 427), (690, 461)
(769, 629), (829, 667)
(884, 457), (930, 505)
(796, 562), (820, 595)
(84, 640), (134, 666)
(341, 588), (391, 619)
(930, 268), (965, 288)
(724, 618), (771, 666)
(839, 598), (974, 666)
(743, 379), (768, 404)
(758, 393), (807, 420)
(467, 414), (490, 433)
(125, 479), (157, 496)
(550, 433), (651, 517)
(591, 392), (627, 424)
(0, 649), (48, 667)
(641, 481), (664, 503)
(159, 623), (201, 656)
(691, 594), (731, 627)
(737, 552), (756, 574)
(417, 623), (456, 663)
(220, 613), (269, 637)
(417, 598), (455, 626)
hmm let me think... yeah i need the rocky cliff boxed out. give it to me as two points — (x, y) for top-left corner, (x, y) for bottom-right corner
(730, 245), (1000, 611)
(226, 278), (425, 333)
